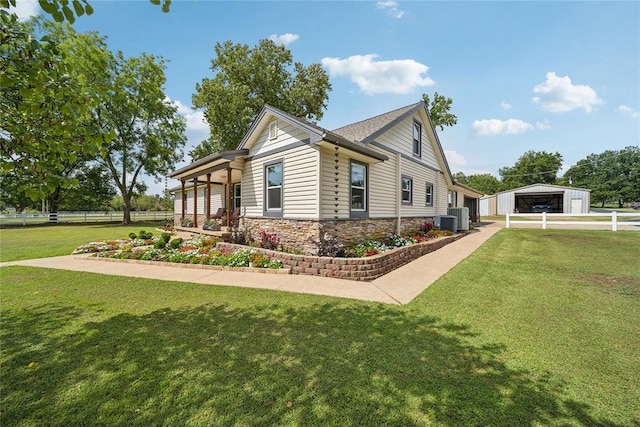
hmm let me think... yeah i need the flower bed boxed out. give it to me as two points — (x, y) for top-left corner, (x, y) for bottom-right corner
(75, 234), (284, 270)
(218, 231), (466, 281)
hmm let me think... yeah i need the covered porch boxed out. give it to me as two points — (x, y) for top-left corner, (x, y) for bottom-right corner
(168, 150), (248, 232)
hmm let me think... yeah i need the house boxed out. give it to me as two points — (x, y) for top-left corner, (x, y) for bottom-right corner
(169, 102), (482, 254)
(480, 184), (591, 216)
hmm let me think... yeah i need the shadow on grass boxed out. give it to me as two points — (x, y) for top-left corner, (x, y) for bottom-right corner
(1, 302), (628, 426)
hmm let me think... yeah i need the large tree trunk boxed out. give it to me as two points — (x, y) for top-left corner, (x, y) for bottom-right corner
(122, 192), (132, 224)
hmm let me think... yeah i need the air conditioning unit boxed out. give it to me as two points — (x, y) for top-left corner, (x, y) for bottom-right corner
(447, 207), (470, 231)
(438, 215), (457, 234)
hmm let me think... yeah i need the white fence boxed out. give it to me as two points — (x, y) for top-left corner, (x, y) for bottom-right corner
(506, 212), (640, 231)
(0, 211), (173, 226)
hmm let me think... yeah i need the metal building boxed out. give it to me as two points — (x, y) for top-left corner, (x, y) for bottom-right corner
(480, 184), (591, 215)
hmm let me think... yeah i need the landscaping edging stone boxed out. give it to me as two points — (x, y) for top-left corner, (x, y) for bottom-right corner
(85, 256), (291, 275)
(217, 232), (468, 281)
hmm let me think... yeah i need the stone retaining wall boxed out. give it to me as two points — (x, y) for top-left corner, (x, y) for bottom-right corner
(239, 216), (435, 255)
(218, 232), (465, 281)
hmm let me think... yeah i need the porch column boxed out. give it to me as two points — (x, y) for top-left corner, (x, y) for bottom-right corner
(226, 167), (232, 229)
(181, 179), (186, 220)
(206, 173), (211, 220)
(193, 177), (198, 227)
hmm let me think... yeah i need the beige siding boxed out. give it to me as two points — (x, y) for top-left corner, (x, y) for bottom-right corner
(399, 157), (440, 217)
(243, 144), (319, 219)
(368, 153), (398, 218)
(174, 192), (182, 214)
(365, 111), (449, 218)
(173, 185), (224, 216)
(250, 119), (310, 156)
(435, 172), (448, 214)
(320, 145), (351, 219)
(375, 114), (439, 170)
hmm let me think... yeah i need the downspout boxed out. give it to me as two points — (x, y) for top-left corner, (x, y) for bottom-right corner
(396, 153), (401, 235)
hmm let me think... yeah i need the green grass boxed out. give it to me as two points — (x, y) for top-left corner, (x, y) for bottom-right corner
(1, 229), (639, 425)
(0, 221), (166, 262)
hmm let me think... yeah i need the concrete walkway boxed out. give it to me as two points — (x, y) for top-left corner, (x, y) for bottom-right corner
(1, 222), (503, 305)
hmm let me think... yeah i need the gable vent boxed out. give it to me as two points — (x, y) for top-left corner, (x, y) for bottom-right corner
(268, 121), (278, 140)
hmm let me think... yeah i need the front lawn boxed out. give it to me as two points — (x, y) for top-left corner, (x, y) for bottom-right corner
(0, 222), (166, 262)
(1, 229), (638, 425)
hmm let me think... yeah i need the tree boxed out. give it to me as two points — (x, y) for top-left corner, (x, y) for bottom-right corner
(1, 16), (108, 203)
(499, 150), (563, 190)
(467, 174), (501, 195)
(422, 92), (458, 131)
(96, 52), (186, 224)
(56, 164), (116, 211)
(35, 0), (171, 24)
(191, 39), (331, 159)
(564, 146), (640, 207)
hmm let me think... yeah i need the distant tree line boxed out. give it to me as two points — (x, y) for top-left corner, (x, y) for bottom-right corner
(454, 147), (640, 207)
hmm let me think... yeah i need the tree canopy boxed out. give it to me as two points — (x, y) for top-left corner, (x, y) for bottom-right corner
(563, 146), (639, 207)
(191, 39), (332, 159)
(96, 52), (187, 223)
(32, 0), (171, 24)
(499, 150), (563, 189)
(1, 16), (108, 202)
(422, 92), (458, 131)
(453, 172), (501, 195)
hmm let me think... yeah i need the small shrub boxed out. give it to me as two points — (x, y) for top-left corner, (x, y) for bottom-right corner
(317, 229), (344, 257)
(232, 230), (250, 245)
(280, 246), (305, 255)
(161, 233), (171, 243)
(259, 231), (280, 251)
(154, 240), (166, 250)
(128, 232), (137, 239)
(168, 238), (183, 250)
(138, 230), (153, 239)
(267, 259), (283, 269)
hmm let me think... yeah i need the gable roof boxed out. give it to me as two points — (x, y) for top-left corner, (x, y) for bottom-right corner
(331, 101), (455, 186)
(237, 104), (388, 161)
(332, 102), (423, 143)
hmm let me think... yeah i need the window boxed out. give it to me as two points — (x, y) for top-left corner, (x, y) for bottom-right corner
(350, 161), (368, 217)
(269, 121), (278, 140)
(402, 176), (413, 204)
(264, 161), (283, 215)
(413, 121), (421, 157)
(425, 182), (433, 206)
(234, 183), (242, 210)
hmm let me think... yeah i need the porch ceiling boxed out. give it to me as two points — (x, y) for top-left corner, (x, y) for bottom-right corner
(169, 150), (248, 181)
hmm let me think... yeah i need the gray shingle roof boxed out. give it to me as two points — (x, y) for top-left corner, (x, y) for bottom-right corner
(331, 102), (423, 143)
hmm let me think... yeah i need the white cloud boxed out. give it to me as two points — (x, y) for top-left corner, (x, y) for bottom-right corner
(472, 119), (534, 136)
(8, 0), (39, 20)
(444, 150), (467, 170)
(321, 54), (434, 95)
(532, 72), (602, 113)
(268, 33), (299, 46)
(501, 100), (512, 110)
(535, 119), (551, 130)
(167, 98), (209, 133)
(376, 0), (404, 18)
(616, 105), (640, 119)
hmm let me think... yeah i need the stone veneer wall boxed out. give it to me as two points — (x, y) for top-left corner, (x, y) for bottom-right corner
(239, 216), (435, 255)
(175, 214), (209, 227)
(217, 232), (464, 282)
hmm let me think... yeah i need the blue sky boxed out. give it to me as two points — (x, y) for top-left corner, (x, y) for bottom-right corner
(14, 1), (640, 195)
